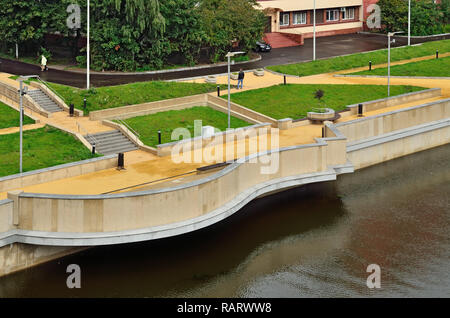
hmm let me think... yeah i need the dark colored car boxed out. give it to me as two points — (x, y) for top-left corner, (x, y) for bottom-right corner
(255, 40), (271, 52)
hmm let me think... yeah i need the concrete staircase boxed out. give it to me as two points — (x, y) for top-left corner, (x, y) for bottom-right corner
(27, 89), (63, 113)
(264, 32), (302, 49)
(85, 130), (138, 155)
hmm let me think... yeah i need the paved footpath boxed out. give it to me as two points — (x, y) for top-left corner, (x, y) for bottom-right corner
(0, 55), (448, 199)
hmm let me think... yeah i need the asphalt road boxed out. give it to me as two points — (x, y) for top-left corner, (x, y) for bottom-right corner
(0, 33), (440, 88)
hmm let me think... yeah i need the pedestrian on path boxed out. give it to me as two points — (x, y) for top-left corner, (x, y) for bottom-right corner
(40, 55), (47, 72)
(237, 69), (244, 89)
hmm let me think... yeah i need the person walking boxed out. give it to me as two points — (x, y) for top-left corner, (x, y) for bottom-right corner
(237, 69), (245, 89)
(40, 55), (47, 72)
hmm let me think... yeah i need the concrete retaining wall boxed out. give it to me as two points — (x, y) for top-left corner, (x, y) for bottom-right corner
(0, 243), (86, 278)
(29, 81), (84, 117)
(0, 155), (117, 193)
(347, 118), (450, 170)
(156, 123), (272, 157)
(336, 98), (450, 142)
(89, 94), (209, 121)
(0, 131), (347, 244)
(346, 88), (442, 115)
(0, 81), (50, 118)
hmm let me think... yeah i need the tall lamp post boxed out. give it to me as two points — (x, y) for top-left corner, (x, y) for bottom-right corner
(225, 51), (245, 128)
(18, 75), (39, 173)
(408, 0), (411, 46)
(313, 0), (316, 61)
(388, 31), (404, 96)
(87, 0), (90, 89)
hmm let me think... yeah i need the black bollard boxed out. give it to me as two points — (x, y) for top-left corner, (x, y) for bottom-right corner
(217, 85), (220, 97)
(92, 144), (96, 155)
(69, 103), (74, 117)
(358, 103), (363, 117)
(321, 127), (325, 138)
(83, 98), (87, 110)
(158, 130), (162, 145)
(436, 50), (439, 59)
(118, 153), (124, 169)
(284, 75), (286, 85)
(369, 61), (372, 71)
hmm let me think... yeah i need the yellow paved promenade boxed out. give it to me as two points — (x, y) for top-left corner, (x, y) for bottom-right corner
(0, 54), (448, 198)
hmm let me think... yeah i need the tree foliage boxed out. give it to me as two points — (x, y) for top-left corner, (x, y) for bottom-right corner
(378, 0), (446, 36)
(0, 0), (265, 71)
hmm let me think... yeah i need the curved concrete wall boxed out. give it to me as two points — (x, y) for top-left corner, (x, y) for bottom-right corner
(0, 130), (348, 247)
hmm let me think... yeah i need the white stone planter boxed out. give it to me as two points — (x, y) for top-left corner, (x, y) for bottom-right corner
(253, 69), (265, 76)
(307, 108), (336, 121)
(231, 73), (239, 80)
(205, 75), (217, 84)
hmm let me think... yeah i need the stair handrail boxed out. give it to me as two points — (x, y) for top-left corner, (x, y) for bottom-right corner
(77, 121), (98, 150)
(117, 119), (141, 145)
(35, 77), (67, 106)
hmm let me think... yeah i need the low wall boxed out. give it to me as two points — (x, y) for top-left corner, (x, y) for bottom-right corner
(335, 98), (450, 142)
(0, 130), (348, 246)
(29, 82), (84, 117)
(157, 123), (273, 157)
(0, 155), (117, 193)
(346, 88), (442, 116)
(0, 81), (50, 118)
(89, 94), (208, 121)
(347, 118), (450, 170)
(207, 95), (278, 126)
(0, 200), (13, 233)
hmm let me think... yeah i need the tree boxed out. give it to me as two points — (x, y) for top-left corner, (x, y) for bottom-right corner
(0, 0), (55, 57)
(198, 0), (266, 62)
(378, 0), (445, 36)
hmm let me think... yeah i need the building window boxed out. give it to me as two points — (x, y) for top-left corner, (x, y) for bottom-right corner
(293, 12), (307, 25)
(280, 12), (290, 26)
(342, 8), (355, 20)
(326, 9), (339, 22)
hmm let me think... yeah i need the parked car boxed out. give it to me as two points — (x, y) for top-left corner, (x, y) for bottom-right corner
(255, 40), (271, 52)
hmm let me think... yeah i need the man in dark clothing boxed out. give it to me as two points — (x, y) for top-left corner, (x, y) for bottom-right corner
(237, 69), (245, 89)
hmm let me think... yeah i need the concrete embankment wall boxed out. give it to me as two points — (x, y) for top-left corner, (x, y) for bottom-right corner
(336, 98), (450, 143)
(346, 88), (442, 115)
(0, 155), (117, 193)
(0, 131), (347, 245)
(346, 118), (450, 170)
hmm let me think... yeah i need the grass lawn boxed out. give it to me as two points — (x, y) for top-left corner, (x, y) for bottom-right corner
(45, 81), (229, 114)
(0, 102), (35, 129)
(0, 126), (98, 177)
(349, 56), (450, 77)
(267, 39), (450, 77)
(121, 106), (251, 147)
(8, 76), (228, 114)
(226, 84), (426, 120)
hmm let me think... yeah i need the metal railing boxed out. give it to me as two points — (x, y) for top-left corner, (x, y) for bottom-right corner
(35, 77), (68, 106)
(77, 121), (98, 150)
(117, 119), (141, 145)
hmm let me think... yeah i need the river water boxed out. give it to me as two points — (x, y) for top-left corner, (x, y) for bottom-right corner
(0, 145), (449, 297)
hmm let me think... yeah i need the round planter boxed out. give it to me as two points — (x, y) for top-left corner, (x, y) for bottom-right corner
(205, 76), (217, 84)
(307, 108), (336, 121)
(231, 73), (239, 80)
(253, 69), (265, 76)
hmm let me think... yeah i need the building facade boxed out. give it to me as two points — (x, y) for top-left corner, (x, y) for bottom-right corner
(257, 0), (365, 39)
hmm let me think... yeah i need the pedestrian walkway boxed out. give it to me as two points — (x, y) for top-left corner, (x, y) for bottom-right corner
(0, 55), (448, 199)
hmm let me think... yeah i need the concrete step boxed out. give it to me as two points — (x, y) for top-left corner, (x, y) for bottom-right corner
(96, 144), (138, 155)
(28, 89), (63, 113)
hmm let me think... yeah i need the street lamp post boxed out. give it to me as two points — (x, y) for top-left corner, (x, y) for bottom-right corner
(313, 0), (316, 61)
(18, 75), (39, 173)
(87, 0), (90, 89)
(408, 0), (411, 46)
(225, 51), (245, 129)
(388, 31), (404, 97)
